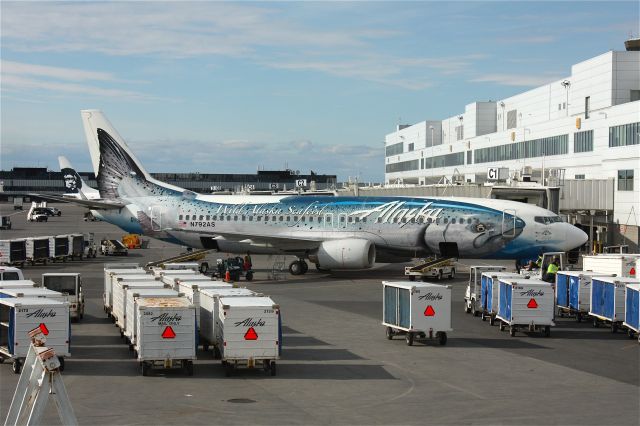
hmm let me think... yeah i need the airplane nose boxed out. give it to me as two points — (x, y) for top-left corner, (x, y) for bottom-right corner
(564, 224), (588, 251)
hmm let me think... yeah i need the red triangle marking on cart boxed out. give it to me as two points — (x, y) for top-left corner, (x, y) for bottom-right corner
(527, 298), (538, 309)
(244, 327), (258, 340)
(39, 323), (49, 335)
(424, 305), (436, 316)
(161, 326), (176, 339)
(630, 267), (636, 276)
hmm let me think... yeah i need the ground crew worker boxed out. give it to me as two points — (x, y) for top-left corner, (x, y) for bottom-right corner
(545, 257), (560, 283)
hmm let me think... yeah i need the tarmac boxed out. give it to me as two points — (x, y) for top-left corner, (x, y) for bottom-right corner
(1, 204), (638, 425)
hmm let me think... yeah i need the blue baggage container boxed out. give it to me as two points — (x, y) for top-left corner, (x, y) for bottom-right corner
(624, 283), (640, 336)
(480, 272), (520, 322)
(590, 277), (637, 330)
(556, 272), (570, 309)
(557, 271), (613, 321)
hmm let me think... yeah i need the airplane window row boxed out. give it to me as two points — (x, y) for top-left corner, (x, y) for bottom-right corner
(177, 214), (373, 224)
(534, 216), (562, 225)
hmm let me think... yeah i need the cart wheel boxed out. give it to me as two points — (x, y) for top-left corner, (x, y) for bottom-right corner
(470, 304), (475, 316)
(58, 357), (65, 371)
(133, 349), (138, 358)
(386, 327), (394, 340)
(499, 321), (505, 331)
(481, 312), (486, 321)
(628, 329), (635, 339)
(611, 323), (618, 333)
(405, 332), (414, 346)
(213, 346), (222, 360)
(576, 313), (582, 323)
(245, 271), (254, 281)
(141, 362), (149, 376)
(489, 316), (495, 326)
(12, 359), (21, 374)
(120, 330), (124, 338)
(438, 270), (443, 280)
(409, 275), (415, 282)
(185, 360), (194, 376)
(449, 269), (455, 279)
(436, 331), (447, 346)
(509, 326), (516, 337)
(263, 360), (271, 372)
(419, 332), (426, 339)
(270, 361), (276, 376)
(592, 318), (598, 328)
(544, 326), (551, 337)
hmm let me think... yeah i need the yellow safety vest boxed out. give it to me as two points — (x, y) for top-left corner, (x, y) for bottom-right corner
(547, 263), (559, 274)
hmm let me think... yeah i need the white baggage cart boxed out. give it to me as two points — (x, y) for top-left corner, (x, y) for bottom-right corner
(555, 271), (613, 322)
(175, 281), (233, 330)
(590, 276), (639, 332)
(135, 297), (196, 376)
(496, 278), (554, 337)
(52, 235), (71, 262)
(199, 287), (256, 355)
(582, 254), (639, 278)
(153, 269), (200, 278)
(0, 280), (38, 290)
(112, 280), (167, 332)
(623, 283), (640, 341)
(25, 236), (52, 265)
(216, 296), (280, 376)
(465, 266), (507, 316)
(480, 272), (521, 325)
(124, 288), (181, 348)
(159, 262), (200, 271)
(0, 239), (27, 267)
(103, 266), (147, 316)
(42, 273), (85, 321)
(382, 281), (452, 346)
(0, 298), (70, 374)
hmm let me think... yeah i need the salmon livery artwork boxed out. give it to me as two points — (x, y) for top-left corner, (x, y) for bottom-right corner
(42, 110), (587, 276)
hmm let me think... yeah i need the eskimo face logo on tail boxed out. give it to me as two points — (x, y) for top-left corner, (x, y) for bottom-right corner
(61, 168), (82, 193)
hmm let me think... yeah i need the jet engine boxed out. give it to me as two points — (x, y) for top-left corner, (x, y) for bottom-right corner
(310, 239), (376, 270)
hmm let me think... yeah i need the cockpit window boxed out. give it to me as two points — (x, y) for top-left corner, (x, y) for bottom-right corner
(534, 216), (562, 225)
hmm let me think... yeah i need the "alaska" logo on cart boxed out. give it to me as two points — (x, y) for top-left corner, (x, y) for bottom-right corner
(519, 289), (545, 297)
(150, 313), (182, 325)
(26, 309), (57, 319)
(418, 293), (443, 301)
(234, 318), (265, 327)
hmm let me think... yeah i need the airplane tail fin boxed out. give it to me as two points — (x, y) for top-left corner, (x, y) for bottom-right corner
(58, 156), (100, 200)
(81, 110), (182, 199)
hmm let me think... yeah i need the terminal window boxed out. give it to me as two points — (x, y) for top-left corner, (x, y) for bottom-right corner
(618, 170), (634, 191)
(574, 130), (593, 153)
(609, 122), (639, 147)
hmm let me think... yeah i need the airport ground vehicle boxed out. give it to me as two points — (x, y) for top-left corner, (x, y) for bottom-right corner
(124, 288), (182, 349)
(0, 267), (25, 281)
(51, 235), (70, 262)
(101, 239), (129, 256)
(122, 234), (142, 249)
(27, 207), (48, 222)
(215, 257), (254, 281)
(135, 297), (196, 376)
(13, 198), (23, 210)
(496, 277), (554, 337)
(102, 265), (147, 315)
(465, 265), (507, 316)
(624, 283), (640, 341)
(556, 271), (613, 321)
(0, 280), (37, 289)
(405, 257), (456, 281)
(0, 298), (70, 374)
(42, 273), (85, 320)
(216, 296), (280, 376)
(520, 251), (568, 281)
(0, 216), (11, 230)
(480, 272), (522, 324)
(582, 254), (639, 278)
(25, 237), (51, 265)
(383, 281), (452, 346)
(590, 277), (637, 332)
(83, 233), (98, 258)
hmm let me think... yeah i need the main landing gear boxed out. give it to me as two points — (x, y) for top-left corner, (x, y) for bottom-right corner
(289, 259), (309, 275)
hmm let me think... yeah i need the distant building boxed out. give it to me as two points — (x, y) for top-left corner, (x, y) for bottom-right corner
(384, 41), (640, 250)
(0, 167), (337, 197)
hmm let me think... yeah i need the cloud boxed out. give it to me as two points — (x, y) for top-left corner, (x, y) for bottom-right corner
(470, 73), (564, 87)
(1, 60), (158, 101)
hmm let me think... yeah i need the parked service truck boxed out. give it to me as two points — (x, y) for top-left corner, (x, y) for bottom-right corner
(42, 273), (85, 320)
(0, 267), (25, 281)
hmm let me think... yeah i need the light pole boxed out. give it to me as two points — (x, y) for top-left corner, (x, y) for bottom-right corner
(561, 80), (571, 117)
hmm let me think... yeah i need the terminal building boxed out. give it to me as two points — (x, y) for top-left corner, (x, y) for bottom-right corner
(384, 40), (640, 251)
(0, 168), (337, 197)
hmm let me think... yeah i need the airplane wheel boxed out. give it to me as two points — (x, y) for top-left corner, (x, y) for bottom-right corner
(289, 261), (303, 275)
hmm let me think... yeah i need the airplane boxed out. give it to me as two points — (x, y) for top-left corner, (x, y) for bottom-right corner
(72, 109), (587, 275)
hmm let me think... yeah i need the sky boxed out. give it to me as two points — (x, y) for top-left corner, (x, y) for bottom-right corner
(1, 1), (638, 182)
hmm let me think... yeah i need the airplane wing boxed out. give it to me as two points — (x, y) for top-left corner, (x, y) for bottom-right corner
(27, 193), (127, 210)
(167, 227), (323, 251)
